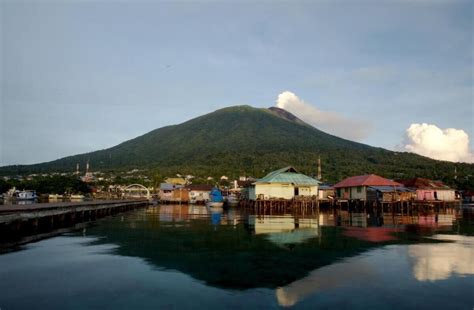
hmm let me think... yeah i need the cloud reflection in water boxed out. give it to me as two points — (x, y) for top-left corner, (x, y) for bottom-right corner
(408, 235), (474, 282)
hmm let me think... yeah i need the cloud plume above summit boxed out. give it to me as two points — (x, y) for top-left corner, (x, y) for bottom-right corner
(275, 91), (371, 141)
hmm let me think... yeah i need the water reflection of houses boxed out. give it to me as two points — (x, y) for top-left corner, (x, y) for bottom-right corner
(321, 209), (458, 230)
(248, 215), (320, 247)
(158, 205), (190, 222)
(152, 204), (244, 226)
(188, 205), (209, 219)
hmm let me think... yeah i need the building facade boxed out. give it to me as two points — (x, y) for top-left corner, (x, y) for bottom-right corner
(334, 174), (403, 201)
(398, 178), (456, 201)
(249, 167), (320, 200)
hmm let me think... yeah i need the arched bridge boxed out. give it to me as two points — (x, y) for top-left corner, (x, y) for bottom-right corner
(123, 184), (151, 199)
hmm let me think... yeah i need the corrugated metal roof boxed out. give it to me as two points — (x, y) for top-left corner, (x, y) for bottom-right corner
(255, 166), (321, 186)
(367, 186), (414, 193)
(159, 183), (184, 190)
(398, 178), (452, 190)
(319, 184), (334, 190)
(334, 174), (402, 188)
(185, 184), (213, 191)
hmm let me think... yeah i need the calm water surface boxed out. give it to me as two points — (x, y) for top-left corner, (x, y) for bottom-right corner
(0, 205), (473, 309)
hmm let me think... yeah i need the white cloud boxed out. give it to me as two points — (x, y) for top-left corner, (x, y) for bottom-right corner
(403, 123), (474, 163)
(275, 91), (371, 141)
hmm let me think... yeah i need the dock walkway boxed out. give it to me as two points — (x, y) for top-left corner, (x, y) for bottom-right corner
(0, 200), (150, 242)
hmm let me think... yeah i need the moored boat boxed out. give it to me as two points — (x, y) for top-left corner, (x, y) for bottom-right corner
(226, 193), (239, 207)
(16, 190), (38, 201)
(70, 194), (85, 200)
(49, 194), (64, 200)
(206, 188), (224, 208)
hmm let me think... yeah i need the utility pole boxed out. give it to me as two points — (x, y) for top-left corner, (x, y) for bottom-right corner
(317, 155), (322, 180)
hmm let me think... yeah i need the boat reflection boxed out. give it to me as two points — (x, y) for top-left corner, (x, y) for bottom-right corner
(15, 200), (37, 205)
(209, 206), (222, 226)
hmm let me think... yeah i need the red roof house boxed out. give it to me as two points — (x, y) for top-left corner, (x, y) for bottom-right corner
(334, 174), (402, 188)
(334, 174), (402, 200)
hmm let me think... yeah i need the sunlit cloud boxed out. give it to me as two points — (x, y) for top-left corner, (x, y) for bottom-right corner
(403, 123), (474, 163)
(275, 91), (371, 141)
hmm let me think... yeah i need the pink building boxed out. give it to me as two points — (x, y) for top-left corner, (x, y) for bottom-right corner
(398, 178), (455, 201)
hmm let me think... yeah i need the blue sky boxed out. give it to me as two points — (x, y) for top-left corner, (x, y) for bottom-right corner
(1, 0), (473, 165)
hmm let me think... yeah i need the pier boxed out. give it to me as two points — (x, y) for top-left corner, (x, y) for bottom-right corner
(0, 200), (150, 245)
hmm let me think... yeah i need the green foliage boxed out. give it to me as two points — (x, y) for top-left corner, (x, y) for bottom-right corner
(1, 106), (473, 189)
(2, 176), (90, 195)
(0, 179), (10, 194)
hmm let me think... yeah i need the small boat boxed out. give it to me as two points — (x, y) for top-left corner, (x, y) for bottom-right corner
(70, 194), (85, 200)
(206, 188), (224, 208)
(16, 190), (37, 201)
(49, 194), (64, 200)
(226, 193), (239, 207)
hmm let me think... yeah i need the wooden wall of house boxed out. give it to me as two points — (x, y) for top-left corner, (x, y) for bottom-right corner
(367, 190), (415, 203)
(318, 189), (335, 200)
(252, 184), (318, 200)
(337, 186), (366, 200)
(416, 189), (455, 201)
(172, 189), (189, 202)
(189, 190), (210, 202)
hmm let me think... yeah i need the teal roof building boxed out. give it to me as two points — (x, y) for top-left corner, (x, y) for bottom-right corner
(250, 167), (321, 200)
(255, 166), (321, 186)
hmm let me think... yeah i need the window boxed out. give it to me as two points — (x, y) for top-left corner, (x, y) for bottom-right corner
(357, 186), (362, 193)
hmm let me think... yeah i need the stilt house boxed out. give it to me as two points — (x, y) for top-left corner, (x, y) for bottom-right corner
(334, 174), (403, 202)
(249, 166), (320, 201)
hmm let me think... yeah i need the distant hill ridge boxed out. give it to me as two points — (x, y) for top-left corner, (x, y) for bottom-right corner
(1, 105), (472, 186)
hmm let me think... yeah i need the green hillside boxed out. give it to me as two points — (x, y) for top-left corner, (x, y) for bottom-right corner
(1, 105), (473, 187)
